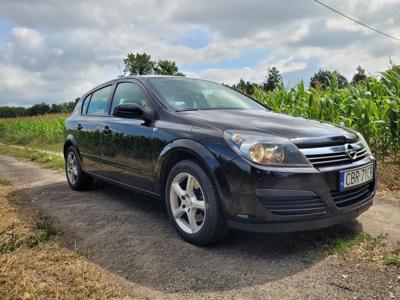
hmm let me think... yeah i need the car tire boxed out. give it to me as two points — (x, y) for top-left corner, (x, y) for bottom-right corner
(165, 159), (229, 245)
(65, 146), (93, 191)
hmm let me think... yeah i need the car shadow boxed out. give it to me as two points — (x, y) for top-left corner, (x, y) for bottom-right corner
(15, 180), (363, 293)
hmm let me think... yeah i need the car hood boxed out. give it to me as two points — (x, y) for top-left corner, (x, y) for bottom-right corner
(179, 109), (358, 147)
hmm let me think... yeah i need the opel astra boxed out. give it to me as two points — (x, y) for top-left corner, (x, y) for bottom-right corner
(64, 76), (376, 245)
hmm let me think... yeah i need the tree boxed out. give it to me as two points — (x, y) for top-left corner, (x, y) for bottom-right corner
(310, 69), (348, 90)
(123, 52), (155, 75)
(122, 53), (185, 76)
(26, 103), (51, 116)
(154, 60), (185, 76)
(263, 67), (283, 91)
(351, 66), (367, 84)
(232, 79), (260, 95)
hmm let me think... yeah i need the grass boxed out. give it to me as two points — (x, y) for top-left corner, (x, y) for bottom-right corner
(0, 179), (11, 186)
(0, 144), (64, 170)
(0, 234), (19, 254)
(299, 225), (400, 270)
(0, 216), (57, 254)
(24, 217), (58, 249)
(301, 253), (316, 266)
(385, 252), (400, 267)
(0, 184), (133, 299)
(330, 232), (368, 255)
(299, 226), (369, 255)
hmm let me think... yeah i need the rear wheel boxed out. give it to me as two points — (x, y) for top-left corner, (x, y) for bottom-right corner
(65, 146), (93, 190)
(165, 160), (228, 245)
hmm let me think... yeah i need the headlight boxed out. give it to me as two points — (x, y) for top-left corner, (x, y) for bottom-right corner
(224, 130), (312, 167)
(356, 132), (373, 156)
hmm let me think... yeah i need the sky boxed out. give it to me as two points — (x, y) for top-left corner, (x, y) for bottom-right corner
(0, 0), (399, 106)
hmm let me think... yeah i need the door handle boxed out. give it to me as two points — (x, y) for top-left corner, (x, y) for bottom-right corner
(77, 124), (83, 130)
(103, 126), (111, 134)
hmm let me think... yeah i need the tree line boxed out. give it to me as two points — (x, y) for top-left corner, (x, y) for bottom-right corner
(0, 101), (78, 118)
(232, 65), (373, 95)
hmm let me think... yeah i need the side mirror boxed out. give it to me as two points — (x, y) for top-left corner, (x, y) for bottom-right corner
(112, 103), (144, 119)
(112, 104), (155, 123)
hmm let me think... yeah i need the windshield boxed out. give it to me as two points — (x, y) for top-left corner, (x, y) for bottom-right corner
(149, 77), (266, 111)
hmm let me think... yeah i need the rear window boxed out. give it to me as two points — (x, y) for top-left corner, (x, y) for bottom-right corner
(81, 94), (92, 114)
(86, 85), (112, 115)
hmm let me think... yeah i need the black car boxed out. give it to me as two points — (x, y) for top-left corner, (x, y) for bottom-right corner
(64, 76), (376, 245)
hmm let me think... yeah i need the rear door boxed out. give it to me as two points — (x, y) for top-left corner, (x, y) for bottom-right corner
(76, 85), (113, 174)
(100, 80), (155, 191)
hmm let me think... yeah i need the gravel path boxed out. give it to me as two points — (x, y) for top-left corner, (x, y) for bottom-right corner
(0, 155), (399, 299)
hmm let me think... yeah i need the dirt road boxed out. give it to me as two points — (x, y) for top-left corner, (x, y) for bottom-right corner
(0, 155), (399, 299)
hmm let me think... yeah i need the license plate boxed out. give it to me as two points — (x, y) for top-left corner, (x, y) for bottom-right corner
(339, 164), (374, 190)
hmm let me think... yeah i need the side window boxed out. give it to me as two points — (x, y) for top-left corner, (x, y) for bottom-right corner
(81, 93), (92, 114)
(111, 82), (150, 113)
(87, 85), (112, 115)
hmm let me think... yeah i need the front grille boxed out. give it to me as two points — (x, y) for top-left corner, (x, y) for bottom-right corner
(331, 182), (374, 208)
(300, 142), (368, 168)
(260, 196), (326, 216)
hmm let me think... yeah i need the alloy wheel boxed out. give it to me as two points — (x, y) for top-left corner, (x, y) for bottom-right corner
(66, 151), (78, 185)
(169, 172), (206, 234)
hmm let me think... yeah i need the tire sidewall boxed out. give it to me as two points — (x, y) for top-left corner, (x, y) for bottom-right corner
(65, 146), (85, 190)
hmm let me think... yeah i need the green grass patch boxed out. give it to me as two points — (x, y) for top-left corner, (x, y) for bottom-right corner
(300, 226), (371, 255)
(0, 234), (20, 254)
(330, 232), (368, 254)
(0, 144), (64, 170)
(2, 217), (57, 252)
(25, 217), (58, 248)
(36, 216), (57, 241)
(21, 217), (57, 248)
(385, 252), (400, 267)
(301, 253), (316, 266)
(0, 179), (11, 186)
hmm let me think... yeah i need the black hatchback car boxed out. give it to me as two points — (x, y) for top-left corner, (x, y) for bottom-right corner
(64, 76), (376, 245)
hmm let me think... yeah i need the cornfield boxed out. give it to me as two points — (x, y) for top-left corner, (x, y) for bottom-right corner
(253, 73), (400, 161)
(0, 114), (67, 145)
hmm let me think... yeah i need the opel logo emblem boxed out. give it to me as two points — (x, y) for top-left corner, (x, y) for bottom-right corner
(345, 144), (357, 160)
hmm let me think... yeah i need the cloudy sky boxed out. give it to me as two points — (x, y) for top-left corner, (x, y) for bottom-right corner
(0, 0), (399, 106)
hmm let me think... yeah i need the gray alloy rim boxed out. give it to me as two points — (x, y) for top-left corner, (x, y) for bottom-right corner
(169, 172), (206, 234)
(67, 152), (78, 185)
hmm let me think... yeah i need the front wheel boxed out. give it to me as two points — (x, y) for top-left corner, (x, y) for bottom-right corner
(65, 146), (93, 191)
(165, 160), (228, 245)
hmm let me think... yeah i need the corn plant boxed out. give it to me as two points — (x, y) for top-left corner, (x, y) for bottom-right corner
(253, 72), (400, 161)
(0, 114), (67, 146)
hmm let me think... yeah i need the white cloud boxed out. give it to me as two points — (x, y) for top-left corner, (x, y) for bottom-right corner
(0, 0), (399, 105)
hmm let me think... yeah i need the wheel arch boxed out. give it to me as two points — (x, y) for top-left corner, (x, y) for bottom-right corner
(63, 134), (79, 159)
(155, 139), (223, 200)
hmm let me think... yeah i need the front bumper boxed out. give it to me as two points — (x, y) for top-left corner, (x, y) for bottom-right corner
(215, 155), (376, 233)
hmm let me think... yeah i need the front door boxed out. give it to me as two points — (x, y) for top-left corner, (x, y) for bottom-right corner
(100, 81), (155, 192)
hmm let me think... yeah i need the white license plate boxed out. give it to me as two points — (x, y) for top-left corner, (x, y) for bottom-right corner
(339, 164), (374, 190)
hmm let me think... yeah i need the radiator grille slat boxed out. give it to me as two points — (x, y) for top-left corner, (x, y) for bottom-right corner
(260, 196), (326, 216)
(300, 142), (368, 168)
(331, 182), (374, 208)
